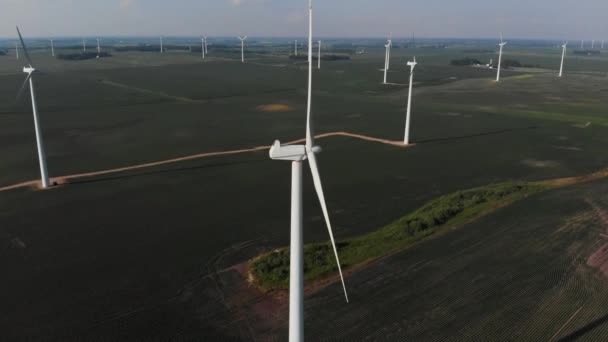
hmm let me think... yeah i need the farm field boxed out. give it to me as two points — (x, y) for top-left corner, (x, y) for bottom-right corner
(1, 41), (608, 340)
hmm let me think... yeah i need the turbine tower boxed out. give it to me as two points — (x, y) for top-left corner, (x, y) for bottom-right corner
(386, 34), (392, 71)
(383, 39), (391, 84)
(15, 42), (19, 60)
(201, 37), (206, 60)
(559, 42), (567, 77)
(50, 39), (55, 57)
(238, 36), (247, 63)
(295, 40), (298, 56)
(268, 1), (348, 341)
(16, 27), (51, 189)
(404, 57), (417, 145)
(204, 36), (208, 55)
(96, 38), (101, 58)
(82, 38), (86, 52)
(317, 40), (321, 69)
(496, 34), (507, 82)
(160, 36), (164, 53)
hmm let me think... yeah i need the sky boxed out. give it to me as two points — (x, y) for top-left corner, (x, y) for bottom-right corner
(1, 0), (607, 40)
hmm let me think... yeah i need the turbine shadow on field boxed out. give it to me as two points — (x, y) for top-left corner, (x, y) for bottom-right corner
(416, 125), (540, 144)
(65, 158), (268, 186)
(557, 313), (608, 341)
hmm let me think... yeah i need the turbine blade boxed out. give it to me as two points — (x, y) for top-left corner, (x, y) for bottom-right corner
(16, 26), (34, 67)
(306, 150), (349, 303)
(16, 73), (32, 101)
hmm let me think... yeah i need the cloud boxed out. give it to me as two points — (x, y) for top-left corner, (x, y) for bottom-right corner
(120, 0), (135, 9)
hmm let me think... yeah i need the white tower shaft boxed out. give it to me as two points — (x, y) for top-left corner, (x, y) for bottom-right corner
(404, 59), (416, 145)
(29, 77), (50, 189)
(559, 44), (566, 77)
(241, 40), (245, 63)
(83, 39), (86, 52)
(16, 42), (19, 60)
(160, 37), (164, 53)
(318, 40), (321, 69)
(496, 44), (505, 82)
(289, 160), (304, 342)
(202, 38), (206, 59)
(383, 43), (389, 84)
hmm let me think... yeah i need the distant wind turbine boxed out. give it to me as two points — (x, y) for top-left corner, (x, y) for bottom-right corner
(83, 38), (86, 52)
(496, 34), (507, 82)
(268, 1), (349, 341)
(383, 39), (391, 84)
(404, 57), (417, 145)
(559, 42), (567, 77)
(16, 27), (51, 189)
(238, 36), (247, 63)
(387, 33), (392, 71)
(160, 36), (164, 53)
(317, 40), (321, 69)
(50, 39), (55, 57)
(96, 38), (101, 58)
(201, 37), (206, 60)
(15, 42), (19, 60)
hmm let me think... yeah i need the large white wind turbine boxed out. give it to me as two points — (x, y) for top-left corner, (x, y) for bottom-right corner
(496, 34), (507, 82)
(238, 36), (247, 63)
(404, 57), (417, 145)
(559, 42), (567, 77)
(50, 39), (55, 57)
(16, 27), (51, 189)
(268, 1), (348, 341)
(383, 39), (391, 84)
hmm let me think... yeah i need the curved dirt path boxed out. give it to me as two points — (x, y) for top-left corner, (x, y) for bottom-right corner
(0, 131), (408, 193)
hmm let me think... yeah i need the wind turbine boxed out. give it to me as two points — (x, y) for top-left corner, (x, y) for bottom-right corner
(50, 39), (55, 57)
(496, 34), (507, 82)
(96, 38), (101, 58)
(82, 38), (86, 52)
(386, 33), (392, 71)
(160, 36), (164, 53)
(238, 36), (247, 63)
(559, 42), (567, 77)
(404, 57), (417, 145)
(201, 37), (206, 60)
(383, 39), (391, 84)
(317, 40), (321, 69)
(16, 27), (51, 189)
(268, 1), (348, 341)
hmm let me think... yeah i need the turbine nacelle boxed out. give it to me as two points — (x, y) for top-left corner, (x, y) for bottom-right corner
(269, 140), (322, 161)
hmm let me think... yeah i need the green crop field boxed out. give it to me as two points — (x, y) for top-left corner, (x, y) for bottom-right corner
(1, 40), (608, 340)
